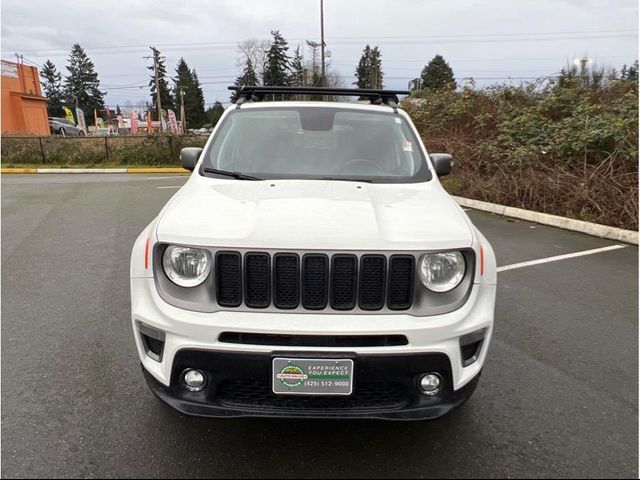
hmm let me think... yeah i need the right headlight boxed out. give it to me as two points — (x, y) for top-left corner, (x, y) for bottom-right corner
(418, 251), (466, 292)
(162, 245), (211, 287)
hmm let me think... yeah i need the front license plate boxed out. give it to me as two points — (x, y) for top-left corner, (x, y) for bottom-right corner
(272, 358), (354, 396)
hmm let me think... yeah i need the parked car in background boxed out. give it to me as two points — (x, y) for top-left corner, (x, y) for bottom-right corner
(48, 117), (85, 136)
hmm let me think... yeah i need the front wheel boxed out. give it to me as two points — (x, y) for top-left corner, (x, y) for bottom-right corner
(78, 130), (85, 137)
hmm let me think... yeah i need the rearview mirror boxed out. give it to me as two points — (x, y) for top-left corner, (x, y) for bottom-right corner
(430, 153), (454, 177)
(180, 147), (203, 172)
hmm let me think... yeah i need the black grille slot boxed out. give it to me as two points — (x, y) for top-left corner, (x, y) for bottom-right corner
(219, 332), (408, 347)
(387, 255), (415, 310)
(359, 255), (386, 310)
(273, 254), (300, 309)
(302, 254), (329, 309)
(244, 253), (271, 308)
(330, 255), (357, 310)
(216, 252), (242, 307)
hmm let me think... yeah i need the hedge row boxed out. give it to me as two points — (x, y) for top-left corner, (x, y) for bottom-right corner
(404, 78), (638, 230)
(1, 135), (207, 166)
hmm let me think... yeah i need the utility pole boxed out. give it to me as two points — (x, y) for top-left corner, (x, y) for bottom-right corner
(320, 0), (326, 87)
(306, 40), (321, 86)
(145, 47), (164, 133)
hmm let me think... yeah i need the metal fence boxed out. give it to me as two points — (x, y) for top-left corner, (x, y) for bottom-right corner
(1, 134), (209, 166)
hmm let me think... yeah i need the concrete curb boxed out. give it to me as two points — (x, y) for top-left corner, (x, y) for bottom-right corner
(1, 167), (189, 174)
(454, 196), (638, 245)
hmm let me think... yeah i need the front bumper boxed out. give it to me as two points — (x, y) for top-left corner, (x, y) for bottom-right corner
(131, 276), (495, 419)
(143, 350), (482, 420)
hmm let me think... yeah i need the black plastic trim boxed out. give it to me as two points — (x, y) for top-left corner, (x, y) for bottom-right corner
(273, 253), (300, 309)
(218, 332), (408, 347)
(301, 253), (330, 310)
(358, 255), (387, 311)
(215, 251), (243, 307)
(387, 255), (415, 310)
(244, 252), (271, 309)
(330, 254), (358, 310)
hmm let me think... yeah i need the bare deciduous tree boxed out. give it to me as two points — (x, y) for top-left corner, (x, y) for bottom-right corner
(236, 38), (271, 84)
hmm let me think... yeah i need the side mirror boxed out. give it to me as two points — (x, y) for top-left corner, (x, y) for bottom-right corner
(430, 153), (454, 177)
(180, 147), (203, 172)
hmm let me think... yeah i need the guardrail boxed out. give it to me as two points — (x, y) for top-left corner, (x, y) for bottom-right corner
(1, 134), (209, 166)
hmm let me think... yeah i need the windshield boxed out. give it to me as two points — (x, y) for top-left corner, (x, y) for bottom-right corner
(201, 107), (430, 183)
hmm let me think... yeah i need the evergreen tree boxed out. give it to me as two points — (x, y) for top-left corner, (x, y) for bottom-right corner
(63, 43), (105, 122)
(354, 45), (383, 89)
(289, 45), (305, 87)
(369, 46), (383, 89)
(354, 45), (372, 89)
(172, 58), (206, 128)
(263, 30), (291, 87)
(230, 59), (259, 102)
(40, 60), (65, 116)
(625, 60), (638, 81)
(148, 47), (174, 120)
(205, 100), (225, 126)
(191, 70), (206, 126)
(421, 55), (456, 91)
(116, 104), (122, 116)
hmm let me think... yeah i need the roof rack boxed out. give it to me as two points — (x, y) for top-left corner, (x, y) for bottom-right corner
(228, 86), (410, 107)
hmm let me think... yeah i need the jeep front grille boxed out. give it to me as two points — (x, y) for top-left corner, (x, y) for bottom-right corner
(215, 251), (415, 311)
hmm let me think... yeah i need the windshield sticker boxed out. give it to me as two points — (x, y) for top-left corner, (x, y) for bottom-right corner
(402, 139), (413, 152)
(394, 117), (401, 124)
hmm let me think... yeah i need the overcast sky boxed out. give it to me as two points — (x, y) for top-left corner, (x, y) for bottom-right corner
(2, 0), (638, 109)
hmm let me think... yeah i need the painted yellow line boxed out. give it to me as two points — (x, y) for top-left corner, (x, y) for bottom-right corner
(127, 168), (189, 174)
(1, 168), (38, 174)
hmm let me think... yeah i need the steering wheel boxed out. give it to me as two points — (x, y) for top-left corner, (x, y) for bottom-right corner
(338, 158), (386, 175)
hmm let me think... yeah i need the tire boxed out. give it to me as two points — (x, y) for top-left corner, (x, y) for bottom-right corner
(78, 130), (85, 137)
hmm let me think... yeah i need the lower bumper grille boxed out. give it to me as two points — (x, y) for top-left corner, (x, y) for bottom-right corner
(217, 380), (408, 411)
(143, 350), (481, 419)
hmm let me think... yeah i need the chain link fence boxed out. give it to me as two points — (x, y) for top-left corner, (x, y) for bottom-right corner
(1, 135), (209, 166)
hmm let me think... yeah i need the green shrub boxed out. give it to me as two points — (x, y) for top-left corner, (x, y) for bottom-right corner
(405, 78), (638, 230)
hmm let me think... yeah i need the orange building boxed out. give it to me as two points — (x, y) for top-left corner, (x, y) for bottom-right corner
(1, 60), (50, 136)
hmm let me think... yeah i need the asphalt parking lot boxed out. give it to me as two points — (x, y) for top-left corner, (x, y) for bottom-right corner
(1, 174), (637, 479)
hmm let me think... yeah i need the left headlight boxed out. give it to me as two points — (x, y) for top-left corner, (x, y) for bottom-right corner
(418, 251), (466, 292)
(162, 245), (211, 287)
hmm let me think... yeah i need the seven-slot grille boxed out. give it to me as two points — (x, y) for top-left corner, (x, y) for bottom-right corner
(215, 252), (415, 311)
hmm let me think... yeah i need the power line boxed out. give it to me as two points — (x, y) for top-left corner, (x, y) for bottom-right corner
(15, 28), (637, 53)
(14, 29), (638, 56)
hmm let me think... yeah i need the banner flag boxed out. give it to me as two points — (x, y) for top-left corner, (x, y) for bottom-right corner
(64, 107), (75, 124)
(75, 108), (87, 132)
(130, 109), (139, 134)
(167, 109), (178, 134)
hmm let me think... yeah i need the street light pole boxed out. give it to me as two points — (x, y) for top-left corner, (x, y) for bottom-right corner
(320, 0), (326, 87)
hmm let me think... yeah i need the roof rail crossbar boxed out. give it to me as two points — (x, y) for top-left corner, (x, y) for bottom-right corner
(228, 86), (409, 106)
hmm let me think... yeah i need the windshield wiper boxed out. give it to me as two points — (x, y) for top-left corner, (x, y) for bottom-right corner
(319, 177), (373, 183)
(203, 167), (263, 181)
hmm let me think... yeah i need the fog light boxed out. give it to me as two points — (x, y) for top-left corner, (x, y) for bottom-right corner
(419, 373), (442, 395)
(183, 369), (206, 392)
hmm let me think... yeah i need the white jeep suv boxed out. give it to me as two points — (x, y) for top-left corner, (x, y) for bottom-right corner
(130, 87), (496, 420)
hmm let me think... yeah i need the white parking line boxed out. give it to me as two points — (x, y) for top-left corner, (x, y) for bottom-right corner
(497, 244), (626, 272)
(156, 185), (183, 189)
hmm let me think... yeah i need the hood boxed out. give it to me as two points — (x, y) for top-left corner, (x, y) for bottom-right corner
(155, 177), (473, 251)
